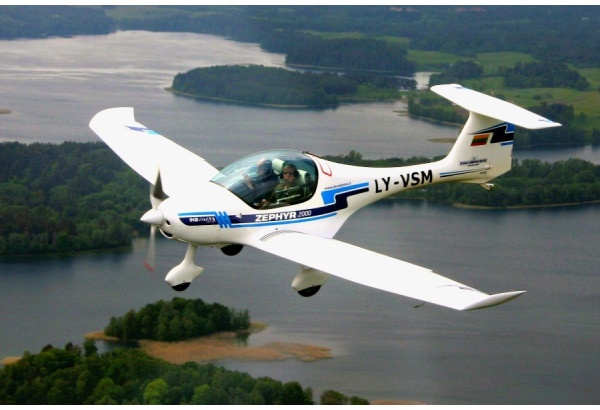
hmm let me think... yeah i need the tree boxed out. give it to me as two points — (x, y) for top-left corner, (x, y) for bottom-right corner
(280, 381), (313, 405)
(191, 384), (212, 404)
(143, 378), (169, 404)
(83, 339), (98, 357)
(87, 377), (122, 405)
(321, 389), (349, 405)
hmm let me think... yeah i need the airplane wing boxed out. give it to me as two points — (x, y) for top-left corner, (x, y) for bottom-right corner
(245, 230), (524, 311)
(89, 107), (219, 197)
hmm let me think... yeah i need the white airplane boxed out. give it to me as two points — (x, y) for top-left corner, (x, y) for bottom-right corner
(90, 84), (560, 311)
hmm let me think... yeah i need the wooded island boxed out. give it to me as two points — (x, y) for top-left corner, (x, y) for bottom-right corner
(169, 65), (414, 108)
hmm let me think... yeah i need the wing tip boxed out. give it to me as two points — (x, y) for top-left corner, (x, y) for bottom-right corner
(461, 290), (526, 311)
(89, 107), (135, 130)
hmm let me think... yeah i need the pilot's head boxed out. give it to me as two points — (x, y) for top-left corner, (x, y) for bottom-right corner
(282, 164), (299, 180)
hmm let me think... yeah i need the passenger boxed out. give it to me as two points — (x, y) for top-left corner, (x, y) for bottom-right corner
(242, 158), (279, 207)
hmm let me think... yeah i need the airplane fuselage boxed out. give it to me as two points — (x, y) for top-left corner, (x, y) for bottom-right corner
(155, 150), (451, 249)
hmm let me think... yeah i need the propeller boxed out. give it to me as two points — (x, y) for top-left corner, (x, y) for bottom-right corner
(141, 170), (168, 272)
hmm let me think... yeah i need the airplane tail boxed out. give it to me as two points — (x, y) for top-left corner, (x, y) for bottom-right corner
(431, 84), (561, 185)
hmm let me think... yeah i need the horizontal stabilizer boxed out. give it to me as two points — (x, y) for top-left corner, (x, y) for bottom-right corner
(431, 84), (562, 129)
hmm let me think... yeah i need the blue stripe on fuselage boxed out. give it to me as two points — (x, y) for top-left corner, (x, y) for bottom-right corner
(179, 182), (369, 228)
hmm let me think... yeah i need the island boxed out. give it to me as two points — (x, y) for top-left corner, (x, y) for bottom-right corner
(85, 297), (332, 364)
(168, 65), (414, 108)
(0, 297), (366, 405)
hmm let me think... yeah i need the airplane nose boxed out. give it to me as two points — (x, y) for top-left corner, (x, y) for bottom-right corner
(141, 209), (165, 225)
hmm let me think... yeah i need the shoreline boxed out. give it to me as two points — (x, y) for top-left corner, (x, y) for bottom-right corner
(165, 87), (334, 109)
(84, 323), (332, 364)
(166, 87), (402, 109)
(392, 196), (600, 210)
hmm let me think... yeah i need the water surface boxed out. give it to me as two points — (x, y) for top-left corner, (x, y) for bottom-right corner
(0, 31), (598, 404)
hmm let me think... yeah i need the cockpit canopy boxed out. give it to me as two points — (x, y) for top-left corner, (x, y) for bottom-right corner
(210, 150), (318, 209)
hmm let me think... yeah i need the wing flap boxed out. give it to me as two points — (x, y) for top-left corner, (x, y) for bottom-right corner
(246, 230), (524, 311)
(89, 107), (219, 196)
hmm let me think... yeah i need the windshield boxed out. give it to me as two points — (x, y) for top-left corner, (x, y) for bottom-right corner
(211, 150), (318, 209)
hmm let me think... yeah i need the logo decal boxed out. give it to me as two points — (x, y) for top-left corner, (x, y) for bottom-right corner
(470, 123), (515, 146)
(126, 126), (159, 135)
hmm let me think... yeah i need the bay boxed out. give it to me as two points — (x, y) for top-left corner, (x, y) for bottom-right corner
(0, 31), (598, 404)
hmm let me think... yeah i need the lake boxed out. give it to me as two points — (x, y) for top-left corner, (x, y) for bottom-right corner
(0, 31), (598, 404)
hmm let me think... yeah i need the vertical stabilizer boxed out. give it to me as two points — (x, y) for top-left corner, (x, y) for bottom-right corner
(431, 84), (561, 184)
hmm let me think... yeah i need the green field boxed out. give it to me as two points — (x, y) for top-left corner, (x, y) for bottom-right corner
(407, 48), (600, 130)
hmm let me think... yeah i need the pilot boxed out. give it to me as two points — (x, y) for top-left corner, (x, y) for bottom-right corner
(274, 163), (299, 191)
(243, 158), (279, 206)
(262, 163), (301, 207)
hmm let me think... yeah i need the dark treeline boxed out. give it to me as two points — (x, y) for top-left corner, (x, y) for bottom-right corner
(501, 62), (590, 90)
(516, 102), (598, 148)
(6, 6), (598, 69)
(428, 60), (484, 86)
(104, 298), (250, 342)
(416, 158), (600, 207)
(406, 6), (600, 68)
(324, 149), (433, 168)
(262, 31), (415, 74)
(0, 342), (367, 404)
(0, 142), (147, 256)
(112, 6), (600, 68)
(0, 6), (113, 39)
(407, 94), (466, 125)
(171, 65), (410, 107)
(429, 60), (589, 91)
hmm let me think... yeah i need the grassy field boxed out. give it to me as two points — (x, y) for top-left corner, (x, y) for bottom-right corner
(408, 48), (600, 130)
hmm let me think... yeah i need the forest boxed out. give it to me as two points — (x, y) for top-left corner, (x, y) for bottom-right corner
(262, 31), (415, 74)
(501, 62), (590, 90)
(107, 6), (600, 68)
(0, 6), (113, 39)
(0, 297), (368, 404)
(0, 142), (147, 256)
(170, 65), (413, 107)
(5, 6), (599, 71)
(104, 298), (250, 342)
(0, 342), (367, 404)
